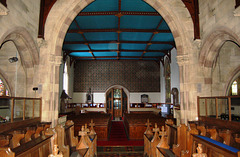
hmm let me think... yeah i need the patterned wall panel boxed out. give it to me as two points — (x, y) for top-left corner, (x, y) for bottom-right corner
(74, 60), (160, 92)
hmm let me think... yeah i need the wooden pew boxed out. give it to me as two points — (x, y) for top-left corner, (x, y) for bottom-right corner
(76, 126), (89, 157)
(144, 119), (153, 156)
(181, 126), (199, 157)
(88, 119), (97, 157)
(151, 124), (161, 157)
(20, 126), (36, 143)
(0, 134), (12, 147)
(192, 143), (207, 157)
(0, 120), (53, 157)
(67, 112), (111, 140)
(65, 120), (78, 154)
(192, 134), (240, 157)
(55, 124), (70, 157)
(172, 124), (188, 156)
(70, 119), (97, 157)
(165, 119), (176, 148)
(48, 145), (63, 157)
(124, 112), (174, 140)
(8, 129), (26, 149)
(186, 120), (240, 157)
(144, 120), (171, 157)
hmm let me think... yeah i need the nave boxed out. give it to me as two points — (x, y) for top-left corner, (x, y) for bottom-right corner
(1, 101), (240, 157)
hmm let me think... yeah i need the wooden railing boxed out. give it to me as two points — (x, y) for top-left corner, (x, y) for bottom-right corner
(0, 96), (42, 123)
(197, 96), (240, 122)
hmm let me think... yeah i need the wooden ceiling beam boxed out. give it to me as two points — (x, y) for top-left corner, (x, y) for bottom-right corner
(74, 19), (96, 59)
(64, 49), (168, 54)
(64, 40), (175, 46)
(67, 29), (171, 33)
(78, 11), (159, 16)
(141, 18), (164, 57)
(73, 56), (162, 59)
(117, 0), (121, 60)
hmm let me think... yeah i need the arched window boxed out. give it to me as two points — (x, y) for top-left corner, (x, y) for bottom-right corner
(63, 62), (68, 94)
(232, 80), (238, 95)
(165, 57), (171, 103)
(0, 78), (9, 96)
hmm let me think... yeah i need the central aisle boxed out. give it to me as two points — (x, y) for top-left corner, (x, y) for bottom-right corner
(109, 121), (128, 141)
(97, 121), (144, 146)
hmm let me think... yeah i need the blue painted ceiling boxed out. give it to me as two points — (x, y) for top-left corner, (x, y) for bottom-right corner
(63, 0), (175, 61)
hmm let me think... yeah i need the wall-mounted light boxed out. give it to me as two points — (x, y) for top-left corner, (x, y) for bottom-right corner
(8, 57), (18, 63)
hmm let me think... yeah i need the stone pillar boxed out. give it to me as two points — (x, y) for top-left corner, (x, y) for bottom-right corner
(49, 55), (62, 127)
(177, 54), (191, 124)
(39, 40), (62, 127)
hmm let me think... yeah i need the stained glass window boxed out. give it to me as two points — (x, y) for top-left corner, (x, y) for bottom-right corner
(63, 62), (68, 94)
(0, 79), (4, 96)
(0, 78), (8, 96)
(232, 80), (238, 95)
(114, 89), (121, 98)
(165, 57), (171, 103)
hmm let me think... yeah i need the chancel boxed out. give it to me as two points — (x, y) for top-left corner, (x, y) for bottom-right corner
(0, 0), (240, 156)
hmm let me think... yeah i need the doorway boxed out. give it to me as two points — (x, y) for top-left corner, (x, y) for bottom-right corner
(106, 88), (128, 120)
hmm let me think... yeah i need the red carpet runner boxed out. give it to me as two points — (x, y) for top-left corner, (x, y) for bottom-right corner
(97, 121), (144, 146)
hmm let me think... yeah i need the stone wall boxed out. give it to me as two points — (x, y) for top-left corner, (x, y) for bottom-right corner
(0, 0), (40, 97)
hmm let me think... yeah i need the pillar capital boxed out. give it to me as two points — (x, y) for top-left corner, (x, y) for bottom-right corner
(49, 55), (62, 66)
(0, 3), (9, 16)
(176, 54), (189, 66)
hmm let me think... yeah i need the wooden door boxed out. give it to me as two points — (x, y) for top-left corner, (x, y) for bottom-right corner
(113, 88), (122, 118)
(106, 89), (113, 116)
(106, 88), (127, 119)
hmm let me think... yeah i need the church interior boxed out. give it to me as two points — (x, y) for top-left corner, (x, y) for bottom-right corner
(0, 0), (240, 156)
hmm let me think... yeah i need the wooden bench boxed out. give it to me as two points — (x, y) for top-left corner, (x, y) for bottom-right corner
(124, 113), (173, 140)
(192, 134), (240, 157)
(144, 119), (170, 157)
(75, 123), (97, 157)
(67, 112), (111, 140)
(0, 121), (53, 157)
(164, 119), (240, 157)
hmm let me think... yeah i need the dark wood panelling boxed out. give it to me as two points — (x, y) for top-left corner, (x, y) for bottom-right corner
(0, 0), (7, 7)
(236, 0), (240, 8)
(182, 0), (200, 39)
(38, 0), (57, 38)
(37, 0), (200, 39)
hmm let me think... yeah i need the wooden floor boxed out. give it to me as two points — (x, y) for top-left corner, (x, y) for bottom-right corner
(97, 146), (144, 157)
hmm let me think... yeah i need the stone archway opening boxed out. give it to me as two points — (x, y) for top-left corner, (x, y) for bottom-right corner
(0, 27), (39, 97)
(43, 0), (195, 123)
(199, 27), (240, 97)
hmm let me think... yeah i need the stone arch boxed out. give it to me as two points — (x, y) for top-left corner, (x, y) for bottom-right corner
(43, 0), (195, 123)
(199, 27), (240, 68)
(0, 70), (13, 96)
(0, 27), (39, 68)
(224, 66), (240, 96)
(0, 27), (39, 96)
(105, 84), (130, 98)
(199, 27), (240, 92)
(44, 0), (194, 57)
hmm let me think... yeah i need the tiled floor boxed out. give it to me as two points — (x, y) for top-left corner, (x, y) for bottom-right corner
(97, 146), (144, 157)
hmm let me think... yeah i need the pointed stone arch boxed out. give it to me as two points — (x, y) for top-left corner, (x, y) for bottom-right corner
(224, 66), (240, 96)
(0, 27), (39, 96)
(199, 27), (240, 86)
(0, 70), (13, 96)
(0, 27), (39, 68)
(199, 27), (240, 68)
(43, 0), (195, 123)
(44, 0), (194, 57)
